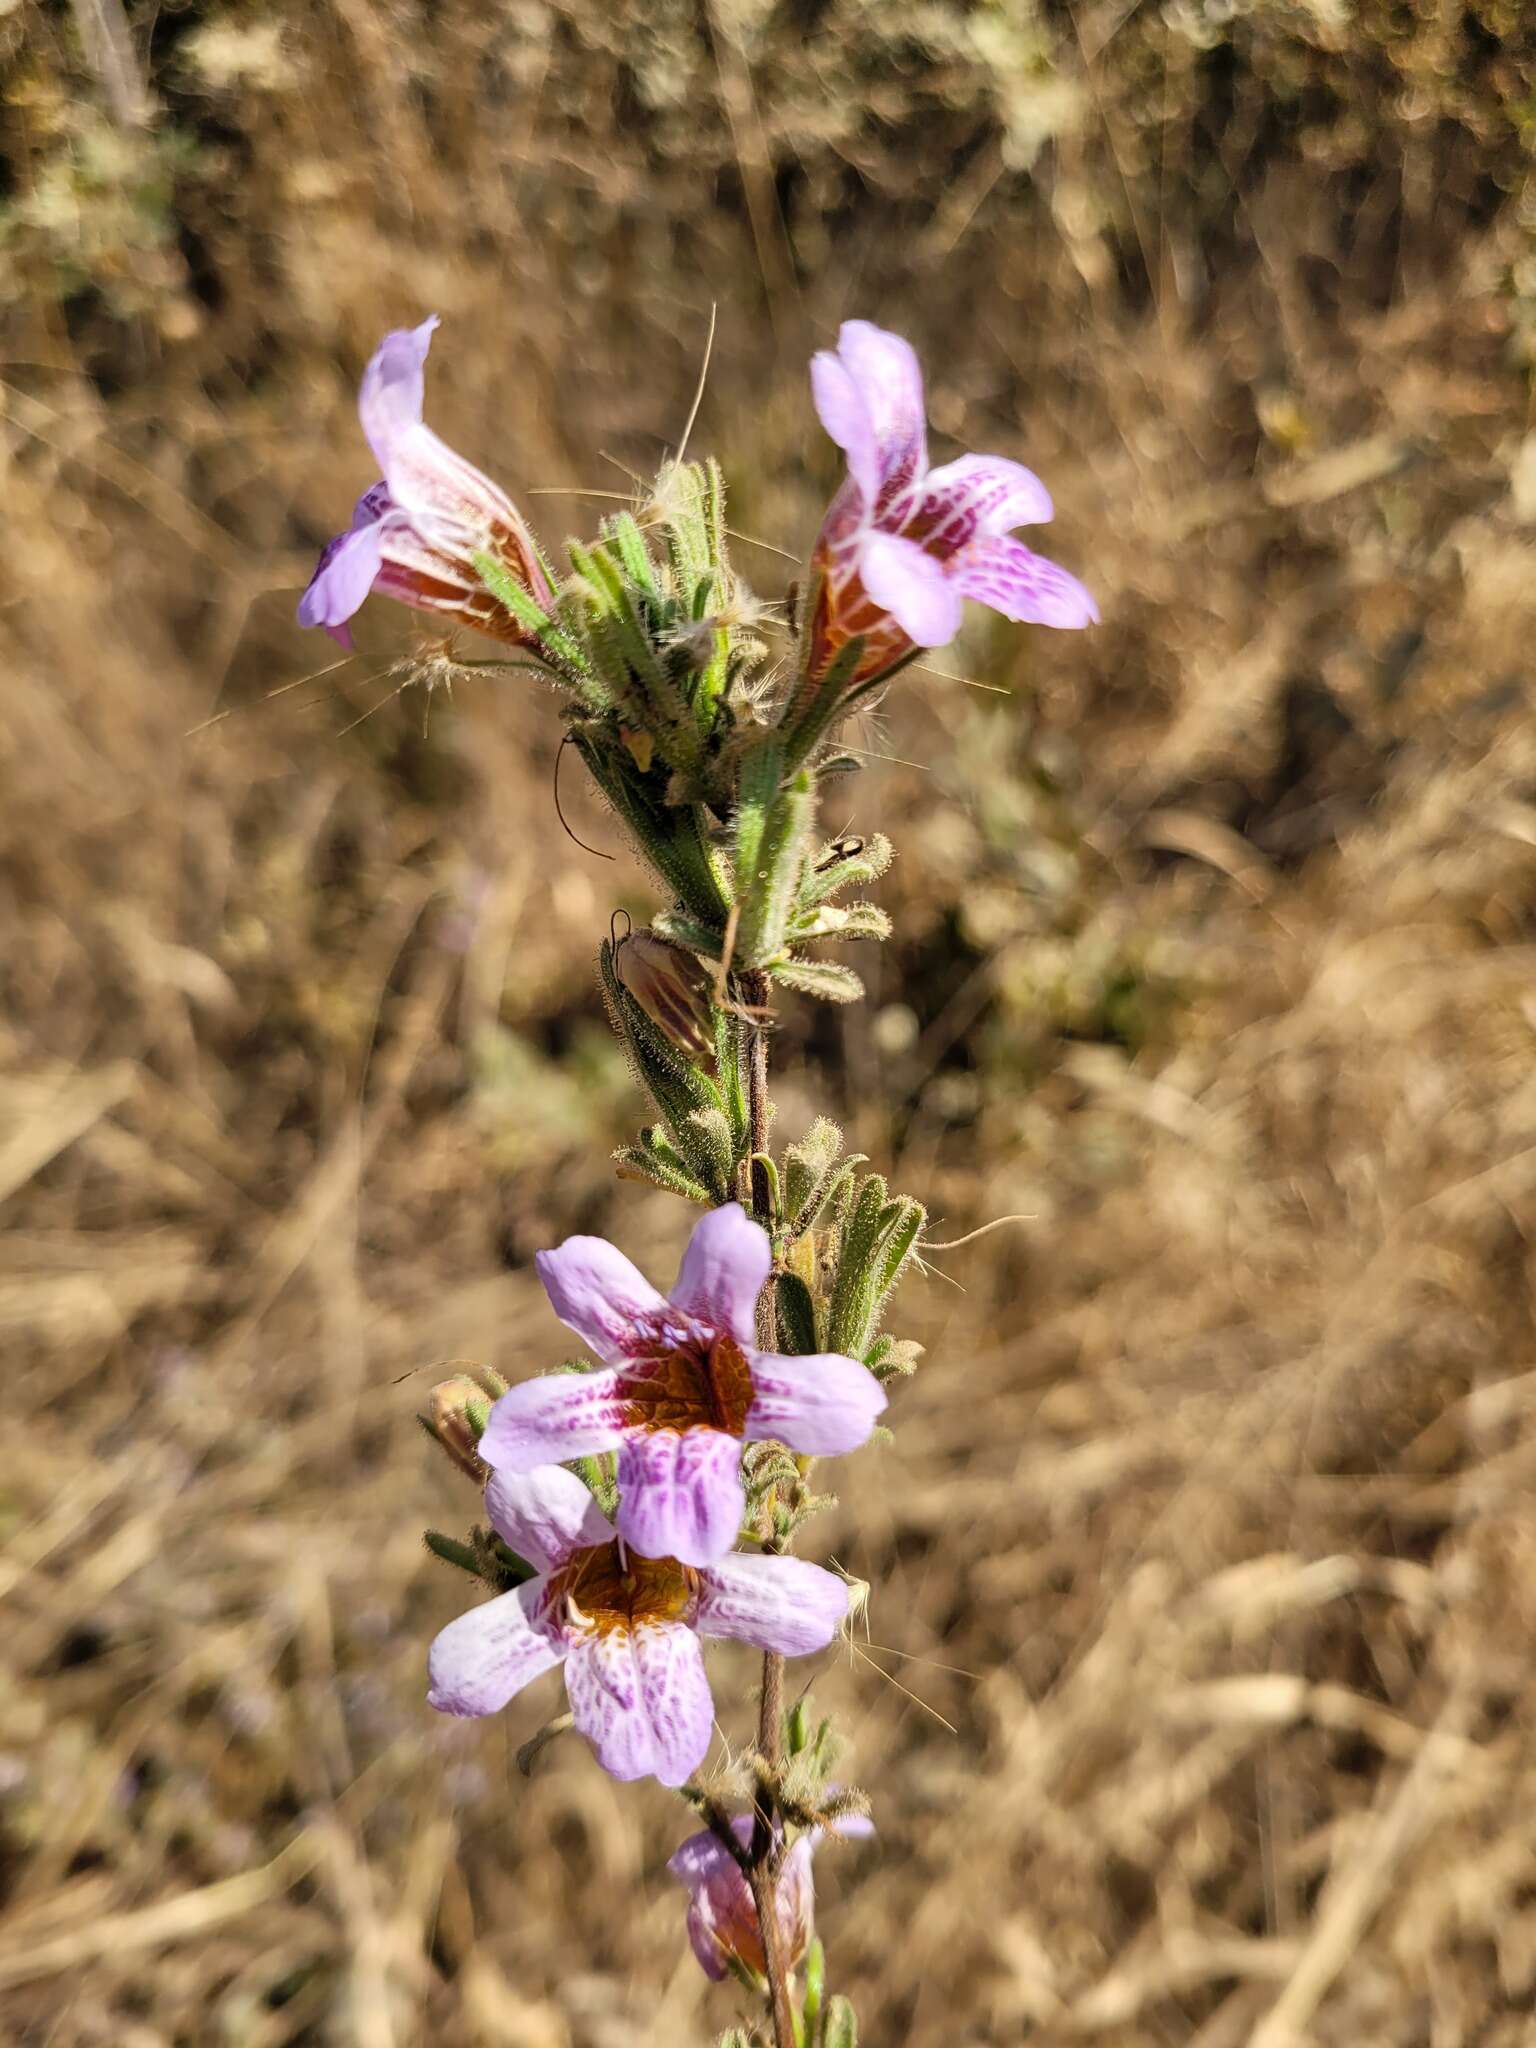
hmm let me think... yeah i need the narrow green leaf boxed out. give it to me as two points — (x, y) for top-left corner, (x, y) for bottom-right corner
(738, 770), (815, 970)
(769, 957), (864, 1004)
(775, 1269), (819, 1355)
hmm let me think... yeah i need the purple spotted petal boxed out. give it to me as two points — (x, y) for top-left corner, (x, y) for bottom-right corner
(616, 1428), (744, 1568)
(564, 1621), (714, 1786)
(427, 1578), (562, 1717)
(833, 321), (928, 502)
(669, 1203), (770, 1348)
(745, 1349), (886, 1456)
(484, 1465), (613, 1573)
(535, 1235), (668, 1366)
(478, 1367), (627, 1472)
(296, 518), (385, 645)
(950, 536), (1098, 629)
(811, 350), (880, 510)
(918, 453), (1053, 539)
(858, 532), (963, 646)
(694, 1552), (849, 1655)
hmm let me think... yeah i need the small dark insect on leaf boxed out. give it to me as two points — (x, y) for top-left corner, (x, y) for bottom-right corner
(817, 835), (864, 871)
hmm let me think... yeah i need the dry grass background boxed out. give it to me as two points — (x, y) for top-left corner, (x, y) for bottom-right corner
(6, 1), (1536, 2042)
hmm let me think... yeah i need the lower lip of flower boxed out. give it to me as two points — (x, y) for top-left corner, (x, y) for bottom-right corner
(554, 1543), (698, 1631)
(622, 1329), (755, 1434)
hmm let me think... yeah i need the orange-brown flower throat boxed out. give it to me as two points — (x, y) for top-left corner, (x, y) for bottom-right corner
(554, 1543), (697, 1634)
(623, 1330), (754, 1434)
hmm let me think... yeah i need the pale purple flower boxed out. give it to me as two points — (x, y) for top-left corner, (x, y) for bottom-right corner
(298, 317), (554, 649)
(805, 320), (1097, 692)
(668, 1810), (875, 1981)
(479, 1204), (885, 1568)
(427, 1466), (849, 1786)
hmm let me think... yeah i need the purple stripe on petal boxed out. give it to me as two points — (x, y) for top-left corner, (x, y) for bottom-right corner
(695, 1552), (849, 1655)
(918, 453), (1054, 541)
(745, 1349), (887, 1456)
(616, 1428), (744, 1568)
(536, 1235), (668, 1366)
(484, 1466), (614, 1572)
(950, 536), (1099, 629)
(427, 1577), (562, 1717)
(564, 1621), (714, 1786)
(477, 1367), (627, 1472)
(670, 1202), (770, 1348)
(858, 531), (963, 647)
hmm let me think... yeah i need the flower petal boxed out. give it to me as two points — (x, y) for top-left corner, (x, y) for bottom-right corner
(669, 1821), (760, 1981)
(834, 321), (928, 501)
(774, 1836), (817, 1965)
(477, 1367), (627, 1471)
(617, 1428), (744, 1567)
(668, 1817), (754, 1891)
(564, 1621), (714, 1786)
(357, 316), (439, 475)
(745, 1349), (887, 1456)
(811, 350), (880, 509)
(670, 1202), (770, 1347)
(535, 1235), (668, 1366)
(858, 531), (963, 647)
(297, 517), (385, 644)
(918, 453), (1053, 539)
(484, 1465), (614, 1572)
(427, 1578), (562, 1717)
(950, 536), (1098, 630)
(355, 318), (543, 568)
(695, 1552), (849, 1655)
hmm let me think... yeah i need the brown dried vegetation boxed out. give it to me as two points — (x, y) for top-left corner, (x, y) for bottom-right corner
(5, 1), (1536, 2042)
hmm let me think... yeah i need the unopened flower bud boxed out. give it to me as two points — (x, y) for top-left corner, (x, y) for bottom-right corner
(614, 931), (716, 1060)
(668, 1810), (873, 1984)
(422, 1376), (492, 1482)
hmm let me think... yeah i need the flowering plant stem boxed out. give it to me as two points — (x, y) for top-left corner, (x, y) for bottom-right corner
(742, 965), (799, 2047)
(310, 315), (1096, 2044)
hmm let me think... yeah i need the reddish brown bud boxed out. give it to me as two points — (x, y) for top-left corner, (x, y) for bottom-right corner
(614, 931), (716, 1060)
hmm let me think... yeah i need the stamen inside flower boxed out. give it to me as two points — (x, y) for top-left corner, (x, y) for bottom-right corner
(553, 1543), (698, 1633)
(621, 1326), (755, 1434)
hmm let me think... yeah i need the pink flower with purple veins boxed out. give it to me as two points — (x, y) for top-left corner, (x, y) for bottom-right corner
(669, 1811), (874, 1982)
(804, 319), (1097, 695)
(479, 1203), (886, 1568)
(427, 1466), (849, 1786)
(298, 316), (554, 650)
